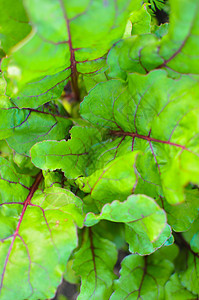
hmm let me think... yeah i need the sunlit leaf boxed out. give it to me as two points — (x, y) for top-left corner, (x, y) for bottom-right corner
(108, 0), (199, 77)
(1, 0), (139, 107)
(0, 164), (83, 299)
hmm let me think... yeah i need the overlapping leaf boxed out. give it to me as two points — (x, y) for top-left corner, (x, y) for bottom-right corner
(85, 194), (171, 254)
(110, 244), (178, 299)
(125, 224), (172, 255)
(0, 158), (84, 299)
(178, 230), (199, 295)
(0, 0), (31, 56)
(73, 228), (117, 300)
(31, 125), (102, 178)
(1, 0), (141, 108)
(77, 152), (138, 207)
(0, 76), (72, 156)
(165, 273), (197, 300)
(108, 0), (199, 78)
(80, 70), (199, 204)
(157, 189), (199, 232)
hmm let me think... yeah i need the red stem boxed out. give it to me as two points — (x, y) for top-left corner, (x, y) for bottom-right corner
(59, 0), (80, 101)
(0, 172), (43, 293)
(111, 130), (190, 151)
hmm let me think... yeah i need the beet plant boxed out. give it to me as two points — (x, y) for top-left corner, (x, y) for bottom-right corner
(0, 0), (199, 299)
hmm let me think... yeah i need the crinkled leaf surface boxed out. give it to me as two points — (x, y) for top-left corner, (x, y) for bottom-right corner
(80, 70), (199, 204)
(0, 76), (72, 156)
(31, 126), (102, 178)
(0, 159), (84, 299)
(110, 244), (177, 300)
(85, 194), (167, 244)
(76, 152), (138, 207)
(1, 0), (140, 108)
(0, 107), (72, 156)
(0, 0), (31, 55)
(108, 0), (199, 77)
(73, 228), (117, 300)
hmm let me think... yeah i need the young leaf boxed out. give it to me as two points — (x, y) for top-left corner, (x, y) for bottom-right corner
(0, 164), (84, 299)
(108, 0), (199, 76)
(85, 194), (171, 254)
(73, 228), (117, 300)
(130, 4), (151, 35)
(31, 126), (102, 178)
(1, 0), (140, 107)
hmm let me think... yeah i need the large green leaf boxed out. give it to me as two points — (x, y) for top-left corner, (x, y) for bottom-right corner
(80, 70), (199, 204)
(0, 161), (84, 299)
(1, 0), (140, 108)
(73, 228), (117, 300)
(108, 0), (199, 78)
(0, 0), (31, 55)
(31, 125), (102, 178)
(110, 244), (177, 299)
(85, 194), (168, 245)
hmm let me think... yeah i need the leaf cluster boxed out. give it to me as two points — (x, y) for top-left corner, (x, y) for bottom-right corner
(0, 0), (199, 299)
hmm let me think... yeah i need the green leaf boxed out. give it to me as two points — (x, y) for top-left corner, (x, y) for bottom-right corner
(108, 0), (199, 76)
(0, 0), (31, 54)
(76, 152), (139, 207)
(111, 245), (176, 299)
(0, 166), (83, 299)
(190, 232), (199, 253)
(157, 189), (199, 232)
(152, 23), (169, 39)
(43, 170), (70, 190)
(80, 71), (199, 204)
(31, 126), (102, 178)
(73, 228), (117, 300)
(2, 0), (140, 108)
(165, 273), (197, 300)
(0, 108), (72, 156)
(179, 251), (199, 295)
(0, 76), (72, 156)
(146, 0), (165, 11)
(84, 192), (172, 255)
(125, 223), (172, 255)
(130, 4), (151, 35)
(173, 229), (199, 297)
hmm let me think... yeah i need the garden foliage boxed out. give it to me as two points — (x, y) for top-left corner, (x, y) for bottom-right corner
(0, 0), (199, 299)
